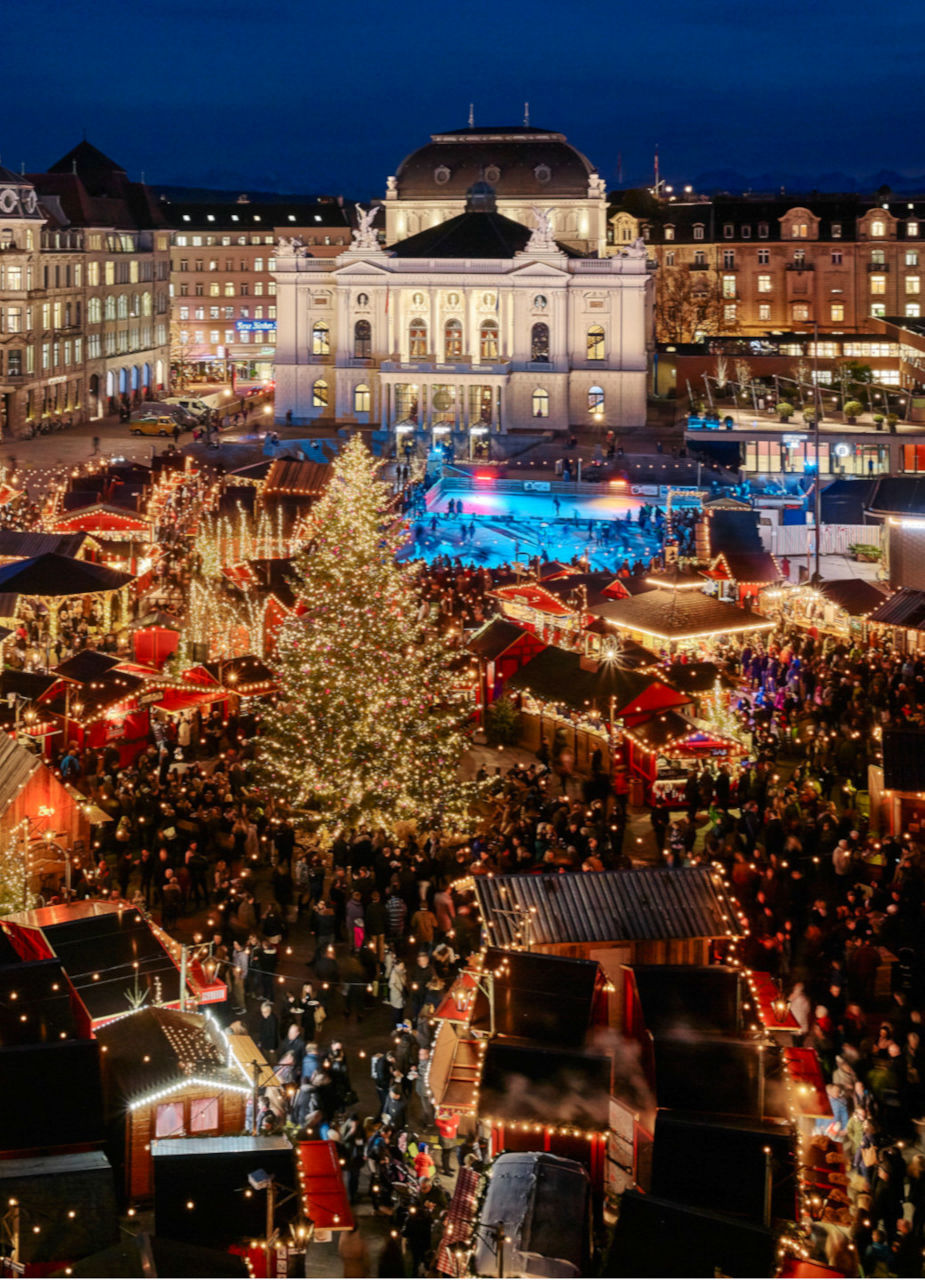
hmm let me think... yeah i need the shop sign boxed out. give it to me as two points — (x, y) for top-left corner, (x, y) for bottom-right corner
(235, 320), (276, 332)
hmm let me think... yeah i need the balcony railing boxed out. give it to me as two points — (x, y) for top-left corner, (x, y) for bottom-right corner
(867, 262), (889, 272)
(786, 261), (815, 271)
(688, 262), (710, 271)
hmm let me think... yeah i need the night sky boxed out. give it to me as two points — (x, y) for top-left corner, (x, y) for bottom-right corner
(8, 0), (921, 197)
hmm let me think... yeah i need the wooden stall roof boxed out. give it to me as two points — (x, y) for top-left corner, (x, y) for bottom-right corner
(474, 867), (743, 948)
(816, 577), (889, 617)
(0, 531), (94, 560)
(867, 587), (925, 630)
(467, 948), (602, 1046)
(0, 552), (133, 597)
(465, 617), (531, 661)
(506, 647), (690, 717)
(0, 734), (42, 811)
(591, 588), (775, 642)
(96, 1007), (242, 1105)
(263, 458), (331, 497)
(491, 582), (576, 617)
(706, 550), (782, 586)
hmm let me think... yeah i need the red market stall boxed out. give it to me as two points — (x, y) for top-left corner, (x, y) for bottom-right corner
(294, 1140), (354, 1232)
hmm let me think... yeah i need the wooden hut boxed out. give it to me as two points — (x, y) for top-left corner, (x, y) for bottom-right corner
(471, 868), (744, 1013)
(96, 1007), (252, 1201)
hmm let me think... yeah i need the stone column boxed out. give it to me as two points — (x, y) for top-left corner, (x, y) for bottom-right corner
(463, 383), (471, 430)
(380, 380), (388, 430)
(424, 385), (433, 430)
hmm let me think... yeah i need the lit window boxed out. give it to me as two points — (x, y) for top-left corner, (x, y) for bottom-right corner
(189, 1098), (219, 1133)
(587, 385), (605, 412)
(312, 378), (328, 407)
(312, 321), (330, 354)
(870, 274), (887, 295)
(757, 274), (772, 293)
(723, 303), (736, 324)
(587, 325), (605, 360)
(830, 302), (845, 322)
(907, 251), (919, 267)
(664, 225), (675, 241)
(907, 276), (920, 294)
(409, 318), (427, 357)
(871, 303), (886, 317)
(758, 303), (771, 321)
(906, 303), (921, 318)
(479, 319), (499, 361)
(531, 322), (549, 361)
(722, 275), (736, 298)
(532, 387), (549, 418)
(444, 318), (463, 360)
(831, 223), (842, 239)
(155, 1102), (184, 1137)
(353, 383), (371, 413)
(791, 222), (808, 238)
(871, 219), (886, 237)
(792, 304), (809, 321)
(693, 224), (704, 240)
(665, 250), (675, 266)
(223, 282), (234, 296)
(909, 221), (920, 237)
(209, 330), (219, 343)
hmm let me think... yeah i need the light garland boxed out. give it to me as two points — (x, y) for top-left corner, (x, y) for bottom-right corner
(129, 1075), (252, 1112)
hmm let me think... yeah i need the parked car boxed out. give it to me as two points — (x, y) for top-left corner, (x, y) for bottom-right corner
(131, 417), (178, 436)
(163, 397), (211, 422)
(133, 401), (197, 427)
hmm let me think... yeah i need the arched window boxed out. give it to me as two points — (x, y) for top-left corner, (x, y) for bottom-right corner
(871, 219), (886, 238)
(587, 325), (605, 360)
(531, 322), (549, 362)
(532, 388), (549, 418)
(0, 229), (12, 250)
(409, 317), (427, 358)
(312, 378), (328, 407)
(479, 319), (499, 361)
(356, 292), (369, 307)
(312, 321), (329, 355)
(117, 296), (128, 319)
(88, 296), (101, 323)
(444, 318), (463, 361)
(354, 319), (371, 358)
(104, 296), (116, 320)
(354, 384), (371, 414)
(588, 385), (605, 413)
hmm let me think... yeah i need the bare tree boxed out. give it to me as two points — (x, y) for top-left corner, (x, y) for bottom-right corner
(655, 265), (728, 343)
(733, 357), (753, 404)
(169, 321), (197, 390)
(713, 355), (729, 392)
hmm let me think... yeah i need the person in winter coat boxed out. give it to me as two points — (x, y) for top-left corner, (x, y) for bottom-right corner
(386, 954), (407, 1026)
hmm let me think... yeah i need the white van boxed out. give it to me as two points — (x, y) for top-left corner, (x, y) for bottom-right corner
(163, 397), (211, 422)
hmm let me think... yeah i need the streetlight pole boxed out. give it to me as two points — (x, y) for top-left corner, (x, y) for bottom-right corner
(812, 320), (821, 584)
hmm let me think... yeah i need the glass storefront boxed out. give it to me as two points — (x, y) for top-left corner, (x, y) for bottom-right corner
(743, 438), (889, 476)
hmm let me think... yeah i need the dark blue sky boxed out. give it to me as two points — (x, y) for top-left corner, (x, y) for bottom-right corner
(8, 0), (921, 196)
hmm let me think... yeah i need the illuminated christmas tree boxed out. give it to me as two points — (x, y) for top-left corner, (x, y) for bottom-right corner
(259, 436), (480, 832)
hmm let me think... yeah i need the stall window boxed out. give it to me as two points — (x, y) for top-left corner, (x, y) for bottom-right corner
(155, 1101), (185, 1137)
(189, 1097), (220, 1133)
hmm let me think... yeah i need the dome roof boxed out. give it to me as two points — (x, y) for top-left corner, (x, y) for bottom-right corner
(393, 126), (597, 199)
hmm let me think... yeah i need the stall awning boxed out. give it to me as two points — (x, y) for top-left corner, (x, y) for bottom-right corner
(153, 687), (226, 713)
(435, 1167), (480, 1276)
(748, 971), (800, 1032)
(295, 1140), (354, 1231)
(428, 1022), (483, 1113)
(432, 971), (478, 1024)
(783, 1047), (832, 1117)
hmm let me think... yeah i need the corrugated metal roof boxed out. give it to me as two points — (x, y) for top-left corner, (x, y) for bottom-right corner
(474, 867), (742, 946)
(0, 735), (40, 813)
(867, 587), (925, 629)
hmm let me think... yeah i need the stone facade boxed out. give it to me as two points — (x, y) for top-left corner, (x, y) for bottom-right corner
(273, 232), (653, 434)
(0, 143), (171, 438)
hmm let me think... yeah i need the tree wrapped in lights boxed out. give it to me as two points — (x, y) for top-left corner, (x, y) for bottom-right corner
(259, 436), (480, 832)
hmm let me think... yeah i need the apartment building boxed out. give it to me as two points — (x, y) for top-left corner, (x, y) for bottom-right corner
(609, 192), (925, 342)
(162, 199), (353, 385)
